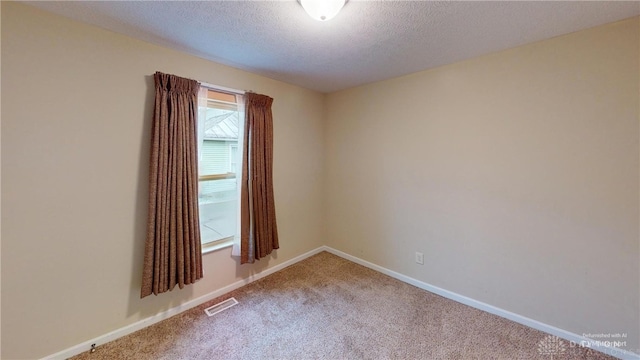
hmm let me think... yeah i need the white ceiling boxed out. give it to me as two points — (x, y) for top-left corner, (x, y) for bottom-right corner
(24, 1), (640, 93)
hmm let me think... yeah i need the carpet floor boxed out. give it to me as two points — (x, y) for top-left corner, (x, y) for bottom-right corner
(71, 252), (615, 359)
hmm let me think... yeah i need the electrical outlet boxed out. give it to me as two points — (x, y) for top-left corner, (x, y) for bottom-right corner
(415, 252), (424, 265)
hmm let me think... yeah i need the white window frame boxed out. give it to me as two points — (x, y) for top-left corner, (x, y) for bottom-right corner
(198, 83), (245, 254)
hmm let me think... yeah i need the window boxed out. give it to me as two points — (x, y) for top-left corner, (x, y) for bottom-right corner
(197, 88), (243, 251)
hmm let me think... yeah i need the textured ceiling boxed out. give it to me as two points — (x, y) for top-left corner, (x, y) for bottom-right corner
(24, 1), (640, 93)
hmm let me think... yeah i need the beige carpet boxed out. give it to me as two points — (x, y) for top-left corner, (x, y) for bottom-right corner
(71, 252), (615, 360)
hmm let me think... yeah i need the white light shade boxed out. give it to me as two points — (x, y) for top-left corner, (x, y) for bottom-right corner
(300, 0), (346, 21)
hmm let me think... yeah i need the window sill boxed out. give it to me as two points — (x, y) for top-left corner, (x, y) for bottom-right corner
(202, 239), (233, 254)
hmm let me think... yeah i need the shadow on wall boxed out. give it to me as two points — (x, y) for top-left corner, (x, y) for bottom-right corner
(234, 251), (278, 280)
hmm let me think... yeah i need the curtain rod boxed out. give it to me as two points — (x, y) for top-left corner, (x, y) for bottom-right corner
(200, 81), (246, 95)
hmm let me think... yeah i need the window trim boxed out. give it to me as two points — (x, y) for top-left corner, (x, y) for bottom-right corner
(202, 237), (233, 254)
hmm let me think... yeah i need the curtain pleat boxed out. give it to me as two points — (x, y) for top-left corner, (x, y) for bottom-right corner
(141, 72), (203, 298)
(240, 93), (279, 264)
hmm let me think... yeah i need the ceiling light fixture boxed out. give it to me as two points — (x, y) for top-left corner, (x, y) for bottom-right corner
(300, 0), (346, 21)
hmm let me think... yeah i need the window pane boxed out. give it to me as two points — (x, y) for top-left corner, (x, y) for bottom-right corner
(198, 93), (239, 246)
(199, 179), (237, 244)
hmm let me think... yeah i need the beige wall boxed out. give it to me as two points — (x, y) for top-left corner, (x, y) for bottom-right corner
(325, 17), (639, 352)
(3, 2), (639, 359)
(1, 3), (324, 359)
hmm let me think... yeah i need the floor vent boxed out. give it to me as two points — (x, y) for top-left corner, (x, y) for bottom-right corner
(204, 297), (239, 317)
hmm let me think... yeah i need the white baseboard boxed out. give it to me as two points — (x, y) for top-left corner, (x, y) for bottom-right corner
(42, 245), (639, 360)
(322, 246), (640, 360)
(41, 247), (326, 360)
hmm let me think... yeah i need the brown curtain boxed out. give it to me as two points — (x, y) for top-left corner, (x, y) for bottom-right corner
(141, 72), (203, 298)
(240, 93), (279, 264)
